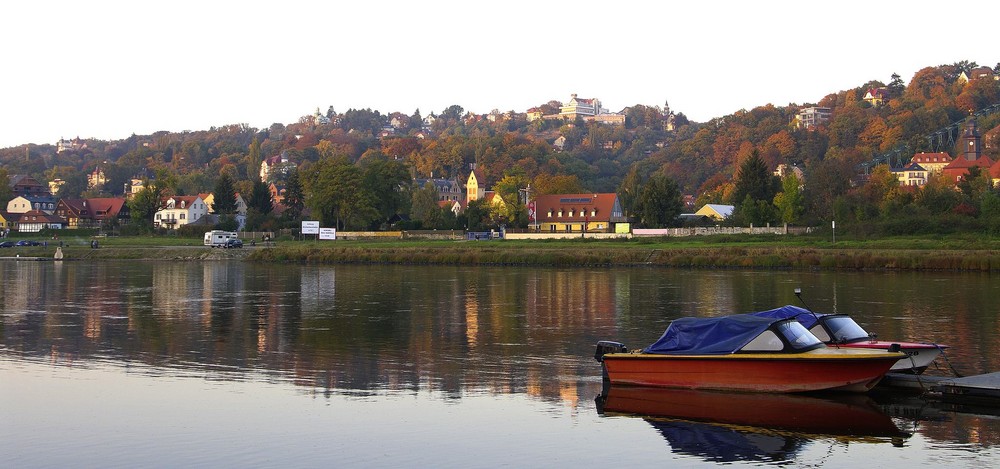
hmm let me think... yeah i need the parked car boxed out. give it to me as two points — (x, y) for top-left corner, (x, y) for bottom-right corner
(0, 241), (15, 248)
(224, 238), (243, 249)
(16, 240), (41, 247)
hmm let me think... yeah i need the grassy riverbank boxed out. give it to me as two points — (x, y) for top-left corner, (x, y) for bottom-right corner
(246, 235), (1000, 271)
(5, 234), (998, 271)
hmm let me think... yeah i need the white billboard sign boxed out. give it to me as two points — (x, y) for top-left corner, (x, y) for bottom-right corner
(302, 221), (320, 234)
(319, 228), (337, 240)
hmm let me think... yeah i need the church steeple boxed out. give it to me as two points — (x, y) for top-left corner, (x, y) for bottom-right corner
(961, 119), (981, 161)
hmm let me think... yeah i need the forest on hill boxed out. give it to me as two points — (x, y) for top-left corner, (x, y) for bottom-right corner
(2, 60), (1000, 236)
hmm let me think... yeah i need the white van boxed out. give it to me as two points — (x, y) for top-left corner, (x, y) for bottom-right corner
(204, 230), (238, 247)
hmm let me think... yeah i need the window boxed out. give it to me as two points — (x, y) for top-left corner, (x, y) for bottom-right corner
(741, 331), (784, 351)
(180, 214), (185, 220)
(558, 210), (563, 217)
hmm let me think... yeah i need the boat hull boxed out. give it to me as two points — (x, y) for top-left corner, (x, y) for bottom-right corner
(838, 341), (946, 373)
(601, 348), (903, 393)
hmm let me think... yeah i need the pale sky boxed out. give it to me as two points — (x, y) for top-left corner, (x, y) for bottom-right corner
(2, 0), (997, 149)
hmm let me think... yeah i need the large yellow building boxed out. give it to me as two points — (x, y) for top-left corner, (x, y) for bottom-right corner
(532, 193), (624, 232)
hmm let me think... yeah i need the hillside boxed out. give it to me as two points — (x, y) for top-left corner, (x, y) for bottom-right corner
(2, 61), (1000, 235)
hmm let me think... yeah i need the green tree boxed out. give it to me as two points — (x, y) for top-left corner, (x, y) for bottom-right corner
(773, 173), (804, 224)
(730, 149), (779, 206)
(410, 182), (443, 228)
(248, 137), (262, 176)
(617, 165), (643, 218)
(212, 173), (238, 214)
(634, 174), (683, 228)
(361, 159), (410, 227)
(248, 177), (273, 215)
(0, 168), (12, 204)
(128, 178), (164, 229)
(282, 170), (305, 220)
(302, 156), (377, 229)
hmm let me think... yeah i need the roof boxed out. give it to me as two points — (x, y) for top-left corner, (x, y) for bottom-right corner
(695, 204), (735, 219)
(643, 314), (789, 355)
(911, 152), (952, 164)
(893, 162), (926, 172)
(943, 155), (994, 170)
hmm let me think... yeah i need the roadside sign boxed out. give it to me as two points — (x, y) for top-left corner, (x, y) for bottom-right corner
(319, 228), (337, 240)
(302, 221), (320, 234)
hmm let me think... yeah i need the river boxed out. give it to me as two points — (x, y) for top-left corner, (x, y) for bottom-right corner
(1, 260), (998, 467)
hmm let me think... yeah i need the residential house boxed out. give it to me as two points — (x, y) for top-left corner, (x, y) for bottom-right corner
(466, 167), (486, 205)
(438, 200), (463, 217)
(553, 136), (566, 151)
(7, 195), (57, 214)
(269, 183), (287, 206)
(990, 159), (1000, 187)
(863, 87), (890, 107)
(414, 177), (464, 202)
(48, 178), (65, 195)
(154, 195), (208, 230)
(796, 107), (831, 129)
(9, 174), (47, 197)
(88, 167), (107, 190)
(56, 136), (87, 153)
(15, 210), (65, 232)
(910, 152), (952, 174)
(694, 204), (734, 221)
(55, 198), (130, 229)
(774, 164), (805, 181)
(200, 192), (248, 215)
(526, 107), (543, 122)
(892, 162), (928, 186)
(532, 193), (624, 232)
(0, 211), (12, 232)
(957, 67), (997, 83)
(559, 94), (607, 120)
(422, 114), (436, 130)
(260, 151), (295, 183)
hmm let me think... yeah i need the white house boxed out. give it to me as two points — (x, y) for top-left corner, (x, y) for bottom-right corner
(6, 195), (57, 215)
(154, 195), (208, 230)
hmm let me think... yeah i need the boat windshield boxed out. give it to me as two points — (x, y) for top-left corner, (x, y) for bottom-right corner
(821, 315), (869, 343)
(775, 320), (823, 350)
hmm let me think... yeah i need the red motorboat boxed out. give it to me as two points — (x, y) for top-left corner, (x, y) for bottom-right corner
(595, 314), (904, 393)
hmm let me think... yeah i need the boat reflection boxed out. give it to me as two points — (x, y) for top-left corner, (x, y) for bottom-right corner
(596, 385), (909, 463)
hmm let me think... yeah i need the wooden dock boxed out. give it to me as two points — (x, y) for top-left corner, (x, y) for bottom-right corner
(879, 372), (1000, 409)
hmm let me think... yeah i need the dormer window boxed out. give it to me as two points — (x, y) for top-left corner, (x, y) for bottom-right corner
(558, 210), (563, 217)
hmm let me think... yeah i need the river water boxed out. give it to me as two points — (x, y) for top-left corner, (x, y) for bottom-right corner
(1, 260), (998, 467)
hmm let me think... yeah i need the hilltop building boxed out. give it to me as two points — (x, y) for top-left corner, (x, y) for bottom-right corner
(796, 107), (831, 129)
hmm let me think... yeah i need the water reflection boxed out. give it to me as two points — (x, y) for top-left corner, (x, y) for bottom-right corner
(2, 261), (1000, 463)
(596, 385), (908, 463)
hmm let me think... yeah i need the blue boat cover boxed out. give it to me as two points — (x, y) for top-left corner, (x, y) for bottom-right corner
(748, 305), (823, 329)
(643, 314), (785, 355)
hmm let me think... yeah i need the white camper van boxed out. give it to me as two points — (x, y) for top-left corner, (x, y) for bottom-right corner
(204, 230), (238, 247)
